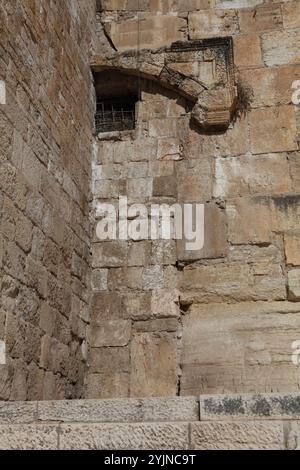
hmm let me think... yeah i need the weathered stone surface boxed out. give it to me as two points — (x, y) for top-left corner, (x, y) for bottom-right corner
(288, 269), (300, 301)
(0, 402), (37, 424)
(262, 31), (300, 66)
(59, 422), (189, 450)
(239, 4), (283, 33)
(89, 320), (132, 348)
(181, 302), (300, 395)
(200, 393), (300, 421)
(0, 425), (58, 450)
(38, 397), (198, 423)
(130, 332), (177, 397)
(189, 10), (238, 39)
(249, 106), (298, 155)
(285, 234), (300, 267)
(234, 33), (263, 68)
(191, 421), (283, 450)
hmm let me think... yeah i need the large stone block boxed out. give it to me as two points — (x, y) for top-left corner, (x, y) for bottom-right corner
(233, 34), (263, 69)
(176, 158), (212, 203)
(181, 302), (300, 395)
(89, 320), (132, 347)
(216, 0), (263, 7)
(285, 234), (300, 267)
(249, 106), (297, 155)
(200, 393), (300, 421)
(262, 31), (300, 66)
(214, 154), (291, 199)
(59, 422), (189, 450)
(37, 396), (199, 423)
(130, 332), (177, 397)
(191, 421), (283, 450)
(239, 4), (283, 33)
(189, 10), (238, 39)
(0, 425), (58, 450)
(0, 402), (37, 424)
(288, 269), (300, 301)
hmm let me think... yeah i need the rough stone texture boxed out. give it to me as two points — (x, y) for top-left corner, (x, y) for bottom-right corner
(59, 422), (189, 450)
(0, 425), (58, 450)
(191, 421), (284, 450)
(2, 0), (300, 405)
(200, 394), (300, 421)
(181, 302), (300, 395)
(37, 397), (199, 423)
(0, 0), (95, 400)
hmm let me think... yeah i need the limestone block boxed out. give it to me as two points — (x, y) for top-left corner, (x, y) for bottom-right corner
(149, 118), (178, 138)
(127, 178), (153, 200)
(157, 138), (182, 161)
(216, 0), (263, 7)
(91, 269), (108, 291)
(59, 423), (189, 450)
(226, 198), (272, 245)
(92, 242), (128, 268)
(106, 16), (186, 52)
(0, 425), (58, 450)
(108, 267), (143, 290)
(176, 158), (212, 203)
(37, 397), (198, 423)
(270, 196), (300, 233)
(241, 66), (300, 108)
(153, 175), (177, 198)
(191, 88), (233, 130)
(214, 115), (249, 157)
(191, 421), (283, 450)
(285, 234), (300, 267)
(0, 402), (37, 424)
(142, 266), (164, 290)
(151, 289), (180, 318)
(128, 242), (151, 266)
(189, 10), (238, 39)
(91, 292), (124, 322)
(200, 393), (300, 421)
(89, 347), (130, 374)
(86, 373), (130, 399)
(282, 1), (300, 29)
(181, 302), (300, 395)
(177, 0), (212, 11)
(239, 4), (283, 33)
(262, 31), (300, 66)
(288, 269), (300, 301)
(234, 34), (263, 69)
(123, 292), (152, 320)
(89, 320), (131, 347)
(249, 106), (297, 155)
(214, 154), (292, 199)
(176, 202), (227, 261)
(130, 332), (177, 397)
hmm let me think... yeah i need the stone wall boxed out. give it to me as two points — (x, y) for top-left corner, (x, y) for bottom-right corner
(1, 393), (300, 449)
(88, 0), (300, 398)
(0, 0), (96, 400)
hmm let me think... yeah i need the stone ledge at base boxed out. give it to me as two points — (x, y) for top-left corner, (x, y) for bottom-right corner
(0, 394), (300, 449)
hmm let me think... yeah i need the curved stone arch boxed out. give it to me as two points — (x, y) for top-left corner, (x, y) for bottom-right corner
(91, 39), (237, 131)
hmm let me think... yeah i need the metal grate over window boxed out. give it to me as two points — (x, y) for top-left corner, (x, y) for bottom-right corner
(95, 98), (136, 134)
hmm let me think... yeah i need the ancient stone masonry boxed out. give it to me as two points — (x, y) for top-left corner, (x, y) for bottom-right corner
(0, 0), (96, 400)
(88, 0), (300, 399)
(1, 0), (300, 406)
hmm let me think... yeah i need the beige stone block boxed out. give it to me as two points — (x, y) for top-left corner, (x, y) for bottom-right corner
(108, 267), (143, 290)
(123, 292), (152, 320)
(234, 34), (263, 69)
(189, 10), (238, 39)
(288, 269), (300, 301)
(59, 422), (189, 450)
(177, 158), (212, 203)
(37, 396), (198, 423)
(270, 195), (300, 233)
(89, 347), (130, 374)
(262, 31), (300, 66)
(157, 138), (182, 161)
(127, 178), (153, 200)
(0, 402), (37, 424)
(151, 289), (180, 318)
(130, 332), (177, 397)
(214, 154), (292, 199)
(0, 425), (58, 450)
(249, 106), (297, 155)
(282, 1), (300, 29)
(91, 292), (124, 322)
(214, 115), (249, 157)
(92, 242), (128, 268)
(216, 0), (264, 7)
(227, 198), (272, 245)
(91, 269), (108, 291)
(86, 373), (130, 399)
(181, 302), (300, 395)
(89, 320), (131, 347)
(239, 5), (283, 33)
(240, 66), (300, 108)
(153, 175), (177, 197)
(142, 265), (164, 290)
(285, 233), (300, 267)
(149, 118), (178, 138)
(177, 202), (227, 261)
(181, 261), (286, 304)
(191, 421), (283, 450)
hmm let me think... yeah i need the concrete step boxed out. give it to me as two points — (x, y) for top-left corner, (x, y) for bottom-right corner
(0, 394), (299, 449)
